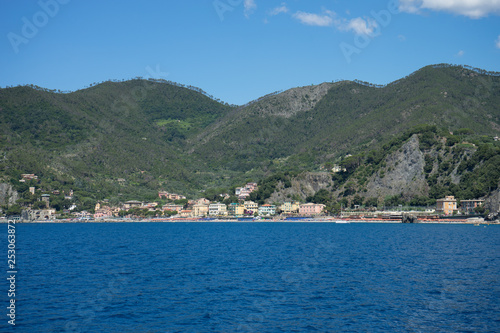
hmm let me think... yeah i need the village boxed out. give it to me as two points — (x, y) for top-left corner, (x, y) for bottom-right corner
(6, 175), (489, 222)
(85, 182), (330, 221)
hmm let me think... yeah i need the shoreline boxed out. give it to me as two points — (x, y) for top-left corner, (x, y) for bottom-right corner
(4, 218), (498, 225)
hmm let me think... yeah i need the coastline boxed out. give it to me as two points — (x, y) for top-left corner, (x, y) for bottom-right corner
(4, 217), (498, 224)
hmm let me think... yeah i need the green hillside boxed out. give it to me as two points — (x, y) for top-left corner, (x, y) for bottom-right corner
(0, 79), (233, 202)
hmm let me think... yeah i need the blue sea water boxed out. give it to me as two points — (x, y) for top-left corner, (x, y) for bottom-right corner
(1, 222), (499, 332)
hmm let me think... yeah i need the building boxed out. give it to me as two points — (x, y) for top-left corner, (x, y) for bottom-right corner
(258, 204), (276, 216)
(64, 189), (73, 200)
(192, 203), (209, 217)
(460, 199), (485, 215)
(27, 209), (56, 221)
(436, 196), (457, 215)
(21, 174), (38, 180)
(244, 201), (259, 214)
(299, 203), (326, 216)
(331, 165), (347, 173)
(228, 203), (245, 216)
(41, 194), (50, 208)
(236, 183), (259, 200)
(158, 191), (186, 200)
(162, 204), (184, 212)
(123, 201), (143, 210)
(280, 202), (300, 214)
(194, 198), (211, 205)
(94, 206), (114, 219)
(180, 210), (193, 218)
(209, 203), (227, 216)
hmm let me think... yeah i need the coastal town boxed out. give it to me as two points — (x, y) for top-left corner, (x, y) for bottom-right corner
(2, 176), (492, 223)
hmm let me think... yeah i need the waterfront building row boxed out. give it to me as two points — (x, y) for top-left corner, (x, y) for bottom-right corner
(92, 195), (484, 219)
(93, 200), (327, 219)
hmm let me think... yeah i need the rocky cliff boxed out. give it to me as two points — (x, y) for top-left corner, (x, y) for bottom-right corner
(268, 172), (334, 203)
(249, 82), (335, 118)
(364, 135), (428, 199)
(485, 184), (500, 216)
(0, 183), (19, 207)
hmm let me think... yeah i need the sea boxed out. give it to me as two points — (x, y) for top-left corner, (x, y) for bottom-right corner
(1, 222), (499, 332)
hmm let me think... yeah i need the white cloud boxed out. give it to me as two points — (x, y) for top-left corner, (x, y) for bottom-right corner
(399, 0), (500, 18)
(456, 50), (465, 57)
(269, 3), (289, 16)
(496, 35), (500, 48)
(292, 9), (379, 36)
(344, 17), (378, 35)
(244, 0), (257, 18)
(289, 6), (380, 37)
(293, 11), (334, 27)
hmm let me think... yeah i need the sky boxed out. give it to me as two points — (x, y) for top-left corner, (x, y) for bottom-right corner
(1, 0), (499, 105)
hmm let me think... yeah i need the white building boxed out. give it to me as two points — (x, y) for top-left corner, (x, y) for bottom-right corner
(209, 203), (228, 216)
(258, 204), (276, 216)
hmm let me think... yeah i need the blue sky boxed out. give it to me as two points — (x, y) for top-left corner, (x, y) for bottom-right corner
(1, 0), (499, 105)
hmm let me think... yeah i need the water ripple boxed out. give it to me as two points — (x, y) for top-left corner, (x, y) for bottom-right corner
(2, 223), (498, 332)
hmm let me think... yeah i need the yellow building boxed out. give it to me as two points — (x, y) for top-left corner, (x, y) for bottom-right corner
(228, 203), (245, 216)
(436, 196), (457, 215)
(192, 204), (209, 217)
(180, 210), (193, 218)
(280, 201), (301, 214)
(244, 201), (259, 213)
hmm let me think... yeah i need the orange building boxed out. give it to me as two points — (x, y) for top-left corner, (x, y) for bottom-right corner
(436, 196), (457, 215)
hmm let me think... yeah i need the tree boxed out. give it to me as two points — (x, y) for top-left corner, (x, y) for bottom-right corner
(6, 205), (22, 216)
(365, 197), (378, 207)
(309, 189), (331, 205)
(340, 154), (363, 173)
(223, 195), (239, 205)
(352, 195), (364, 207)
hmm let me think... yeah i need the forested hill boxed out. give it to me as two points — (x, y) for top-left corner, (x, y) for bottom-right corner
(0, 79), (234, 200)
(0, 64), (499, 207)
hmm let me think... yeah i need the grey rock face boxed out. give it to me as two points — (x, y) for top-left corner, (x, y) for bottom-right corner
(365, 134), (428, 199)
(0, 183), (19, 206)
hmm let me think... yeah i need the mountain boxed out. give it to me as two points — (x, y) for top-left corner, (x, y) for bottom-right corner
(190, 64), (500, 173)
(0, 64), (499, 212)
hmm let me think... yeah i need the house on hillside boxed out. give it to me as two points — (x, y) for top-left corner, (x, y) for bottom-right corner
(158, 191), (186, 200)
(194, 198), (211, 205)
(123, 201), (143, 210)
(236, 183), (259, 200)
